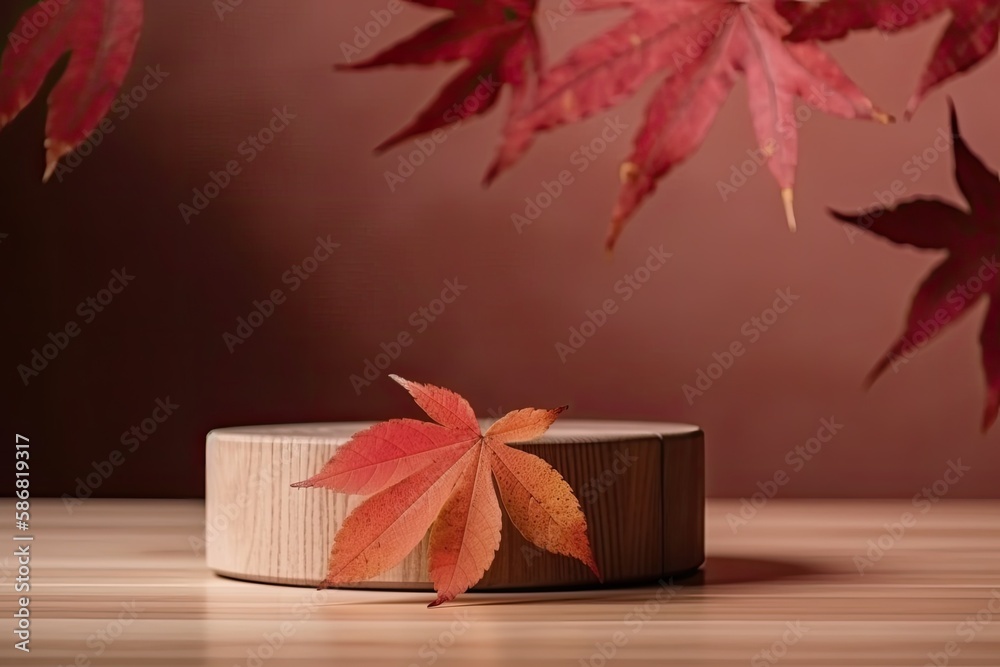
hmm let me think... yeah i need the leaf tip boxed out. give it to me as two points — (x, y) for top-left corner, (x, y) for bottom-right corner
(947, 97), (960, 136)
(781, 188), (796, 232)
(483, 159), (501, 186)
(43, 138), (75, 183)
(373, 136), (399, 154)
(605, 161), (644, 250)
(374, 121), (423, 154)
(903, 93), (925, 121)
(605, 211), (627, 253)
(873, 109), (895, 125)
(828, 207), (860, 225)
(42, 157), (59, 183)
(863, 357), (890, 390)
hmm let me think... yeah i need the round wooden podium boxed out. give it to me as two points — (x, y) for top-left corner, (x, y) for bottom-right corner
(205, 420), (704, 590)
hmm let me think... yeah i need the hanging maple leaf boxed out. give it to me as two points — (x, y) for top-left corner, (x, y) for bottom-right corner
(485, 0), (891, 249)
(292, 375), (600, 607)
(0, 0), (144, 181)
(778, 0), (1000, 117)
(341, 0), (541, 151)
(830, 103), (1000, 430)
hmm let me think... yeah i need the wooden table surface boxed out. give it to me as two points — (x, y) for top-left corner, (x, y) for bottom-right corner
(3, 499), (999, 667)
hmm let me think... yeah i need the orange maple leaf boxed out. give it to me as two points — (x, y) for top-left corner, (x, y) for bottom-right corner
(292, 375), (600, 607)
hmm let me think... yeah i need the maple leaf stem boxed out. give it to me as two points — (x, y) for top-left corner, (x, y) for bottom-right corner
(781, 189), (797, 232)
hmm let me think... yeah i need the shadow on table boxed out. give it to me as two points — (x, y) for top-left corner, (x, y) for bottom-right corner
(683, 555), (826, 587)
(336, 556), (830, 607)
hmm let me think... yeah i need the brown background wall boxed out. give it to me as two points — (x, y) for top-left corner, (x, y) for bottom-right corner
(3, 1), (998, 499)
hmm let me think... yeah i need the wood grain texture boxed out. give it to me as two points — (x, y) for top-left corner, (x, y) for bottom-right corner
(204, 420), (705, 589)
(3, 499), (999, 667)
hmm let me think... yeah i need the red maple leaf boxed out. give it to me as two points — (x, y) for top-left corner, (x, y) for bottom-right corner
(831, 103), (1000, 430)
(340, 0), (541, 151)
(351, 2), (891, 248)
(488, 0), (891, 248)
(779, 0), (1000, 117)
(0, 0), (144, 181)
(292, 375), (600, 607)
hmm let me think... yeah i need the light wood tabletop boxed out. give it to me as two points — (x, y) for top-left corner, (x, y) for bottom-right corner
(3, 498), (999, 666)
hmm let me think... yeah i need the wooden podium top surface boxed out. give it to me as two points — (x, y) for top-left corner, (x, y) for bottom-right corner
(208, 419), (702, 444)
